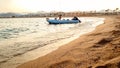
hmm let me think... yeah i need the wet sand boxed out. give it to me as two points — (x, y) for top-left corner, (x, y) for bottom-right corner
(17, 16), (120, 68)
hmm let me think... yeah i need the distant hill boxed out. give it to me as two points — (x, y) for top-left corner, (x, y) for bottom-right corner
(0, 13), (22, 17)
(0, 12), (48, 18)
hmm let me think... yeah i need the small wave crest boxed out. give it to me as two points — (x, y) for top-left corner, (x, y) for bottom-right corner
(0, 27), (29, 40)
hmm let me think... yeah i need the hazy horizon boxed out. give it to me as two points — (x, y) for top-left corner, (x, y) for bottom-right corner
(0, 0), (120, 13)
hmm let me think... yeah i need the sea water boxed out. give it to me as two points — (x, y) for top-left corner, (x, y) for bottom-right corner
(0, 18), (83, 41)
(0, 17), (104, 66)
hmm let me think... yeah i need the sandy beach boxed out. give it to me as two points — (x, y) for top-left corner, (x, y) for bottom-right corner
(17, 15), (120, 68)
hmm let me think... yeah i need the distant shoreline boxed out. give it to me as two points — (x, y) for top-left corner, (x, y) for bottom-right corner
(0, 15), (118, 19)
(0, 12), (119, 19)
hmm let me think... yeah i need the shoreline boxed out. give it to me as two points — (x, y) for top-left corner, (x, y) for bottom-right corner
(17, 16), (120, 68)
(0, 35), (79, 68)
(0, 17), (104, 68)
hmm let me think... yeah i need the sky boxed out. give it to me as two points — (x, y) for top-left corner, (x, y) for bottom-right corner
(0, 0), (120, 13)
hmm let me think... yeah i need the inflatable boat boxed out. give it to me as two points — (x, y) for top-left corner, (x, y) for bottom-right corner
(47, 19), (81, 24)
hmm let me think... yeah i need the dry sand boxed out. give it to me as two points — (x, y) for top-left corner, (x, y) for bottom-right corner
(17, 16), (120, 68)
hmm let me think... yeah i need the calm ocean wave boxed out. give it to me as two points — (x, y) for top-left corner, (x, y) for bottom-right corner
(0, 18), (76, 40)
(0, 17), (104, 41)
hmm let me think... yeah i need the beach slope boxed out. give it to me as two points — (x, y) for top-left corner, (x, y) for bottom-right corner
(17, 16), (120, 68)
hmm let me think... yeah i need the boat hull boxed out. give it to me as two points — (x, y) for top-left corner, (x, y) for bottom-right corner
(47, 19), (81, 24)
